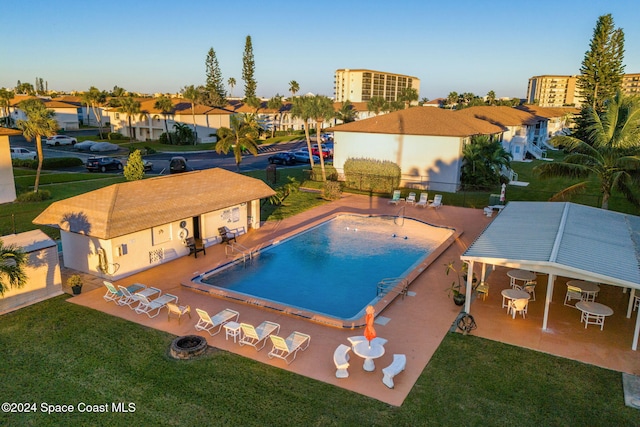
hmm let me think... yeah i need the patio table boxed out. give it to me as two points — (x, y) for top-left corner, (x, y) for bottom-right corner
(352, 340), (385, 372)
(576, 301), (613, 330)
(501, 288), (530, 310)
(507, 269), (536, 288)
(567, 280), (600, 302)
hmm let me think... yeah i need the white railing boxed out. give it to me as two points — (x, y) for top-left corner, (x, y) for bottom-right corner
(527, 143), (547, 159)
(501, 166), (518, 182)
(225, 242), (253, 262)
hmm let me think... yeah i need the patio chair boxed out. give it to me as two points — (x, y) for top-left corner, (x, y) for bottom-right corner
(508, 298), (529, 319)
(135, 293), (178, 318)
(405, 192), (417, 205)
(267, 331), (311, 364)
(416, 193), (429, 208)
(382, 354), (406, 389)
(187, 237), (206, 258)
(564, 285), (583, 307)
(167, 302), (191, 324)
(194, 308), (240, 336)
(523, 281), (536, 302)
(388, 190), (402, 205)
(475, 282), (489, 301)
(239, 321), (281, 351)
(634, 295), (640, 312)
(333, 344), (351, 378)
(218, 227), (237, 244)
(103, 281), (121, 303)
(428, 194), (443, 209)
(116, 283), (148, 308)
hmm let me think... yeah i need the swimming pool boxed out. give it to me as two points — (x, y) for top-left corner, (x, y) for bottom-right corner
(188, 214), (457, 327)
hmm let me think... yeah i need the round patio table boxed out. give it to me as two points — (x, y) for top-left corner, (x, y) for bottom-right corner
(507, 269), (536, 288)
(567, 280), (600, 301)
(575, 301), (613, 330)
(352, 340), (385, 372)
(501, 288), (530, 310)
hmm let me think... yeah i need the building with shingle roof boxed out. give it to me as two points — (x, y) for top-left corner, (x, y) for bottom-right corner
(33, 168), (275, 280)
(327, 107), (504, 192)
(9, 96), (80, 131)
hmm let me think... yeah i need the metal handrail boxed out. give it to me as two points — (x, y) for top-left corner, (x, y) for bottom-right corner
(377, 277), (409, 299)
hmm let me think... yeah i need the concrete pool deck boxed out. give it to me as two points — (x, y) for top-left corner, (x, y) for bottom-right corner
(65, 193), (640, 406)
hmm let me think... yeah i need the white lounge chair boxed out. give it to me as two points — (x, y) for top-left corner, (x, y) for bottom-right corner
(405, 192), (417, 205)
(116, 284), (148, 308)
(382, 354), (406, 388)
(388, 190), (402, 205)
(267, 331), (311, 364)
(103, 281), (120, 303)
(333, 344), (351, 378)
(239, 321), (281, 351)
(194, 308), (240, 336)
(428, 194), (442, 209)
(135, 293), (178, 318)
(416, 193), (429, 208)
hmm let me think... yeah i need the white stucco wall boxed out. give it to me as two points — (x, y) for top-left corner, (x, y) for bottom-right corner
(0, 135), (17, 203)
(332, 131), (464, 192)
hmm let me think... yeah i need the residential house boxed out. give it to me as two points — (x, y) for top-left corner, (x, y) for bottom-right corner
(457, 106), (549, 162)
(328, 107), (503, 193)
(516, 105), (579, 140)
(33, 168), (275, 280)
(53, 95), (110, 128)
(9, 96), (80, 131)
(0, 127), (22, 203)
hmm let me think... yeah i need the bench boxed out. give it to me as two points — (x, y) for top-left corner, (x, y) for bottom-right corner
(382, 354), (406, 388)
(333, 344), (351, 378)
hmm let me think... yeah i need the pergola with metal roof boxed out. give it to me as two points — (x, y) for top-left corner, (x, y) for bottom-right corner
(460, 202), (640, 349)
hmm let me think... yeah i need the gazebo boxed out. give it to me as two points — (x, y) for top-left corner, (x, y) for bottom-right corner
(460, 202), (640, 349)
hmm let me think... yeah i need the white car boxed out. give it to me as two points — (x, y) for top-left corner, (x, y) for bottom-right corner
(10, 147), (37, 160)
(45, 135), (77, 146)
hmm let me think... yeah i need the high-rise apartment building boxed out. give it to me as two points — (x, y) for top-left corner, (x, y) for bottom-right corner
(622, 73), (640, 96)
(334, 69), (420, 103)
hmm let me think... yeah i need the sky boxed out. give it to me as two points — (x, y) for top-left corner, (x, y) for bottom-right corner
(2, 0), (639, 100)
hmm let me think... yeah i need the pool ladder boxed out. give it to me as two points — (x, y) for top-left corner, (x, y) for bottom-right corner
(225, 242), (254, 263)
(394, 206), (405, 226)
(376, 277), (409, 299)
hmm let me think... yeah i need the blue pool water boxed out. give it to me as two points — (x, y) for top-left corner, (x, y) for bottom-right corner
(197, 215), (453, 320)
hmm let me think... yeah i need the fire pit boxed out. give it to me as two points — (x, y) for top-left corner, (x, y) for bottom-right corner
(169, 335), (208, 360)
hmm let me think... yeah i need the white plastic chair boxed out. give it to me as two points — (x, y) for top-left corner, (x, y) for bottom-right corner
(428, 194), (442, 209)
(523, 281), (536, 302)
(416, 193), (429, 208)
(564, 285), (583, 307)
(508, 298), (529, 319)
(406, 192), (417, 205)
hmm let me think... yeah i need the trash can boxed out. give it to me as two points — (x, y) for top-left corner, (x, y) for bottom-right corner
(489, 194), (501, 206)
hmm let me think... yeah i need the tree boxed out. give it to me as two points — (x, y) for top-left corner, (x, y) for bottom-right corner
(154, 95), (174, 144)
(446, 91), (458, 109)
(461, 135), (512, 190)
(534, 91), (640, 210)
(266, 94), (283, 138)
(83, 86), (107, 138)
(173, 123), (195, 145)
(398, 87), (418, 109)
(291, 96), (315, 167)
(119, 97), (142, 142)
(289, 80), (299, 99)
(367, 96), (388, 115)
(124, 149), (145, 181)
(242, 35), (257, 99)
(16, 99), (57, 192)
(181, 85), (201, 142)
(215, 114), (259, 170)
(0, 239), (28, 296)
(112, 85), (126, 97)
(335, 100), (357, 124)
(0, 88), (14, 126)
(204, 47), (227, 107)
(486, 90), (497, 106)
(227, 77), (236, 97)
(307, 95), (335, 181)
(578, 14), (625, 113)
(244, 96), (262, 114)
(15, 82), (35, 95)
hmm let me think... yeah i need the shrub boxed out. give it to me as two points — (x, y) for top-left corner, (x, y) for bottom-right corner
(108, 132), (126, 140)
(343, 158), (401, 193)
(307, 164), (338, 181)
(13, 157), (82, 169)
(322, 181), (342, 200)
(12, 159), (37, 168)
(17, 189), (51, 202)
(124, 150), (145, 181)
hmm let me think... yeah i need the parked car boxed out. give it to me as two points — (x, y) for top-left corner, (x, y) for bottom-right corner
(291, 151), (320, 164)
(86, 157), (123, 172)
(312, 144), (332, 159)
(45, 135), (77, 146)
(10, 147), (37, 160)
(143, 160), (153, 171)
(169, 156), (187, 174)
(268, 152), (296, 165)
(74, 140), (97, 151)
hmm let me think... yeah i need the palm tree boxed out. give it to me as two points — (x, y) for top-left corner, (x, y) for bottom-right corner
(534, 91), (640, 210)
(16, 99), (57, 192)
(446, 92), (458, 109)
(154, 96), (174, 144)
(289, 80), (300, 100)
(119, 97), (142, 142)
(308, 95), (335, 181)
(215, 114), (259, 171)
(83, 86), (107, 138)
(266, 95), (283, 138)
(0, 88), (14, 126)
(335, 100), (357, 124)
(461, 135), (512, 190)
(227, 77), (236, 97)
(486, 90), (497, 106)
(398, 87), (418, 109)
(181, 85), (201, 143)
(291, 96), (315, 167)
(0, 239), (28, 296)
(367, 96), (388, 116)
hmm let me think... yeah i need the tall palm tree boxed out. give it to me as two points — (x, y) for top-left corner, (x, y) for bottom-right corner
(83, 86), (107, 138)
(0, 239), (27, 296)
(119, 97), (142, 142)
(181, 85), (201, 142)
(446, 92), (458, 109)
(0, 88), (14, 126)
(227, 77), (236, 97)
(289, 80), (299, 99)
(308, 95), (335, 181)
(266, 95), (283, 138)
(367, 96), (388, 116)
(534, 91), (640, 209)
(16, 99), (57, 192)
(335, 100), (357, 124)
(215, 114), (259, 171)
(291, 96), (315, 167)
(398, 87), (418, 109)
(154, 96), (174, 144)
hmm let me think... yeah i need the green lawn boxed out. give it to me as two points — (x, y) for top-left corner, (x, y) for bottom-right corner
(0, 296), (638, 425)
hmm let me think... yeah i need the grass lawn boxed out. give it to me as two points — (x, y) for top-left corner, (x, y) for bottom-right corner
(1, 296), (638, 425)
